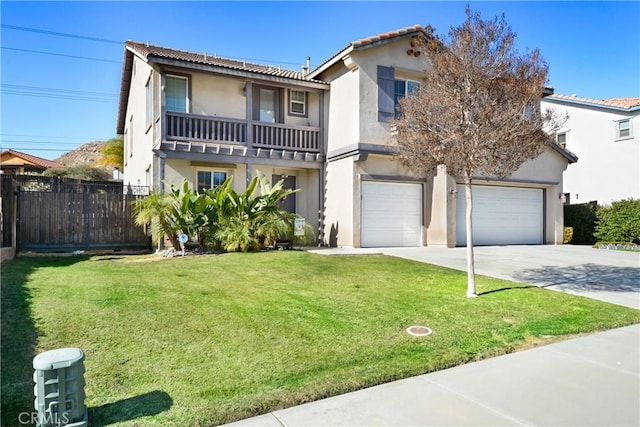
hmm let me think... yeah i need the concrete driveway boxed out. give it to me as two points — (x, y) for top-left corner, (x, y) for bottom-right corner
(314, 245), (640, 309)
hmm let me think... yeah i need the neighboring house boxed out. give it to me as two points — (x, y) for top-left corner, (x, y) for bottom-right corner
(0, 149), (62, 174)
(118, 25), (576, 248)
(541, 95), (640, 205)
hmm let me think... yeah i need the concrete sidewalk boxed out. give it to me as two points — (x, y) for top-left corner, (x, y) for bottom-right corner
(226, 325), (640, 426)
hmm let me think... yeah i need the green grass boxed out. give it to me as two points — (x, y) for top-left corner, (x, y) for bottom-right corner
(2, 251), (639, 426)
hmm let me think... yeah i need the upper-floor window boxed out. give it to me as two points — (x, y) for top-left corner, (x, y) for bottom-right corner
(556, 132), (567, 147)
(289, 90), (307, 116)
(394, 79), (420, 118)
(615, 119), (632, 141)
(197, 170), (227, 193)
(166, 75), (188, 113)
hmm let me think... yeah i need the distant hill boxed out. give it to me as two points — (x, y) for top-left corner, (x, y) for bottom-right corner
(54, 141), (117, 180)
(55, 141), (106, 168)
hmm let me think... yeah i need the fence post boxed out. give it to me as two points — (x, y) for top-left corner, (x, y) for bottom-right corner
(83, 187), (91, 250)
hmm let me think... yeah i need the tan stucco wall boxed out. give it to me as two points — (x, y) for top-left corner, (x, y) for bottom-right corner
(427, 165), (457, 247)
(324, 66), (360, 152)
(353, 40), (429, 145)
(323, 157), (354, 246)
(191, 73), (246, 119)
(123, 56), (157, 188)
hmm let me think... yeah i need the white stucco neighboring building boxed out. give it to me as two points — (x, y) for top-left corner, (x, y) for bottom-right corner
(541, 95), (640, 205)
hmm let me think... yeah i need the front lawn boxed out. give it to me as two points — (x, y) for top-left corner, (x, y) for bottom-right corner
(2, 252), (638, 426)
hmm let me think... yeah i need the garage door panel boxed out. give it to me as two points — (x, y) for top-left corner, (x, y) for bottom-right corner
(361, 182), (422, 247)
(456, 185), (543, 246)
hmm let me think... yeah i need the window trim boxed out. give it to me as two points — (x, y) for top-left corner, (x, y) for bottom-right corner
(288, 89), (308, 117)
(145, 75), (153, 132)
(615, 118), (633, 141)
(556, 132), (567, 147)
(195, 169), (228, 193)
(165, 73), (190, 114)
(393, 78), (420, 119)
(128, 115), (133, 158)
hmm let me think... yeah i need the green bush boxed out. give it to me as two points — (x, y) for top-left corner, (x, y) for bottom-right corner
(133, 171), (313, 253)
(563, 202), (597, 245)
(594, 198), (640, 245)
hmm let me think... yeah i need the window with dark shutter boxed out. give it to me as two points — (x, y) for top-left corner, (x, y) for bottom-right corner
(377, 65), (395, 122)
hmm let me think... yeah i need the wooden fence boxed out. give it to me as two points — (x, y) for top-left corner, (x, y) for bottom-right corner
(2, 175), (151, 252)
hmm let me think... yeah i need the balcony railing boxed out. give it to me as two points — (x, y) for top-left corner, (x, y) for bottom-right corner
(167, 112), (246, 144)
(165, 112), (320, 152)
(252, 122), (320, 152)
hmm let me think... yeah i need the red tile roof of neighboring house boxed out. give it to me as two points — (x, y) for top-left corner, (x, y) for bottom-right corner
(1, 149), (62, 169)
(547, 94), (640, 111)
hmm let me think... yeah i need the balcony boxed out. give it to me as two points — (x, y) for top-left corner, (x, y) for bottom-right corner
(165, 112), (321, 152)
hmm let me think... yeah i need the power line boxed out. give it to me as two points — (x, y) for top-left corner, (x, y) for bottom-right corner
(1, 84), (118, 97)
(1, 90), (118, 103)
(1, 24), (122, 45)
(1, 133), (105, 140)
(0, 142), (97, 146)
(2, 149), (76, 153)
(1, 46), (121, 63)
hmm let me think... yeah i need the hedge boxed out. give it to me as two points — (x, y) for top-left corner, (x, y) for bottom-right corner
(594, 198), (640, 245)
(563, 202), (597, 245)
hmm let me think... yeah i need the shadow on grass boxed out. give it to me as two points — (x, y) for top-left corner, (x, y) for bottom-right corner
(0, 256), (85, 427)
(513, 263), (640, 293)
(478, 285), (537, 296)
(89, 390), (173, 426)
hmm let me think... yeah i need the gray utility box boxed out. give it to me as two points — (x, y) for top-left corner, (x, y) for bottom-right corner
(33, 347), (87, 427)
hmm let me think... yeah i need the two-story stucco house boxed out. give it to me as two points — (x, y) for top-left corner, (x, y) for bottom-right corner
(116, 41), (328, 232)
(541, 95), (639, 205)
(118, 25), (577, 248)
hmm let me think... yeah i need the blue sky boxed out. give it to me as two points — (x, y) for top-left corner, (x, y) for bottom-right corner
(2, 1), (639, 160)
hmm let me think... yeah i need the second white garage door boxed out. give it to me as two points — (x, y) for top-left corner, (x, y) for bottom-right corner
(361, 181), (422, 247)
(456, 185), (543, 246)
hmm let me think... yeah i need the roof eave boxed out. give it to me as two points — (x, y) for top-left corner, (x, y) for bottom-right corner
(550, 142), (578, 164)
(148, 56), (328, 90)
(116, 47), (136, 135)
(544, 96), (640, 112)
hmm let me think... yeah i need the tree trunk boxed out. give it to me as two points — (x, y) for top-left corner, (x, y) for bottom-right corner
(464, 179), (477, 298)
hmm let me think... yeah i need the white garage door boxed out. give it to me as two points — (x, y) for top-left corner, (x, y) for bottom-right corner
(361, 181), (422, 247)
(456, 185), (543, 246)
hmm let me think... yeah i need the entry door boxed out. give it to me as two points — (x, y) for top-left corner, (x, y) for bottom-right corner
(273, 175), (296, 213)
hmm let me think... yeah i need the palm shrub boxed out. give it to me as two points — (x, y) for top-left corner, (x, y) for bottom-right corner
(132, 191), (181, 250)
(213, 171), (299, 252)
(133, 171), (306, 253)
(167, 180), (211, 246)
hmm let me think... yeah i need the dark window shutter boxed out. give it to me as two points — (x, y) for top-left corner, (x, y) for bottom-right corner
(377, 65), (395, 122)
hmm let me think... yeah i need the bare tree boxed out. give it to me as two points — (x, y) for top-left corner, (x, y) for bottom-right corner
(393, 7), (565, 297)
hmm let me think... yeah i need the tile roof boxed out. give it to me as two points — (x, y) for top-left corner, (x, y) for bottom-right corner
(310, 25), (426, 77)
(351, 24), (424, 48)
(125, 41), (326, 84)
(1, 149), (62, 168)
(547, 94), (640, 110)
